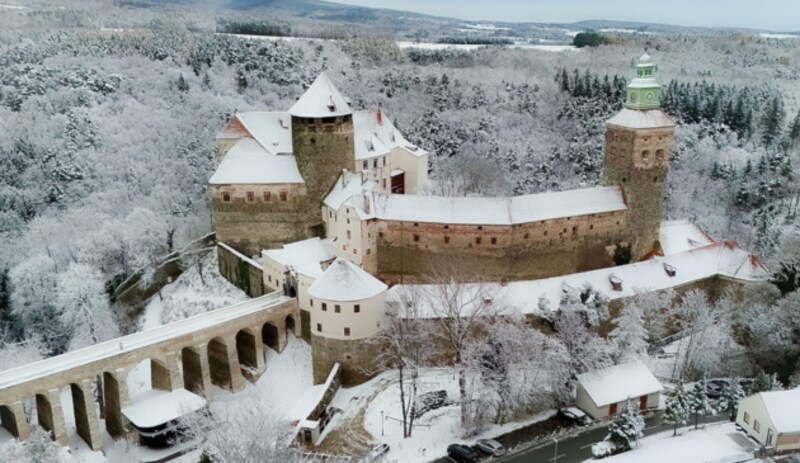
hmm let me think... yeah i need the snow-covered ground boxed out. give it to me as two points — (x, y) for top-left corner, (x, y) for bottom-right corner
(396, 41), (577, 52)
(759, 32), (800, 39)
(582, 422), (756, 463)
(325, 368), (555, 462)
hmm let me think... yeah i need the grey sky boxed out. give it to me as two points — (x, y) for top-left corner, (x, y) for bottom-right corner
(329, 0), (799, 32)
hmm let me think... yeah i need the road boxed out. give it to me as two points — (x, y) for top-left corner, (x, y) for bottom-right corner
(497, 412), (729, 463)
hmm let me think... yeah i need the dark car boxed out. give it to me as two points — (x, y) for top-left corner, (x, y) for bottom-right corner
(558, 407), (592, 425)
(447, 443), (482, 463)
(476, 438), (506, 457)
(706, 379), (729, 399)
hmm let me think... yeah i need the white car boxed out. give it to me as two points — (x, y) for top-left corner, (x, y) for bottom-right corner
(475, 439), (506, 457)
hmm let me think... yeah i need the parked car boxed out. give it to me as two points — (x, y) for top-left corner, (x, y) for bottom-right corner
(558, 407), (592, 425)
(706, 379), (729, 399)
(738, 378), (754, 394)
(447, 444), (481, 463)
(476, 438), (506, 457)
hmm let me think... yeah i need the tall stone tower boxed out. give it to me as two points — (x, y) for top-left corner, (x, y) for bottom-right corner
(290, 73), (356, 238)
(603, 53), (676, 259)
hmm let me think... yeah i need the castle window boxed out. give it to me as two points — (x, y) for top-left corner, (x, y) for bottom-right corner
(444, 225), (449, 229)
(310, 299), (313, 307)
(310, 138), (316, 144)
(347, 230), (351, 239)
(322, 303), (327, 311)
(322, 117), (335, 124)
(589, 224), (594, 230)
(544, 231), (548, 236)
(263, 191), (272, 202)
(654, 176), (658, 182)
(329, 210), (332, 218)
(491, 237), (497, 245)
(379, 232), (384, 239)
(280, 191), (288, 201)
(622, 177), (627, 183)
(317, 323), (322, 332)
(656, 149), (665, 161)
(383, 157), (387, 166)
(413, 222), (418, 227)
(335, 304), (341, 313)
(222, 192), (230, 202)
(342, 245), (346, 251)
(476, 237), (482, 245)
(641, 150), (650, 162)
(373, 159), (378, 168)
(246, 191), (255, 202)
(344, 327), (351, 336)
(413, 234), (420, 242)
(444, 236), (450, 244)
(611, 147), (617, 156)
(362, 161), (368, 169)
(268, 275), (272, 282)
(347, 218), (351, 224)
(346, 208), (350, 214)
(524, 233), (530, 239)
(572, 226), (578, 234)
(477, 226), (483, 231)
(383, 179), (387, 189)
(366, 249), (371, 255)
(354, 304), (360, 313)
(353, 248), (357, 254)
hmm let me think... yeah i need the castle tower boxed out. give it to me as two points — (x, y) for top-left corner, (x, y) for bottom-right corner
(307, 258), (387, 386)
(603, 53), (676, 259)
(289, 73), (356, 238)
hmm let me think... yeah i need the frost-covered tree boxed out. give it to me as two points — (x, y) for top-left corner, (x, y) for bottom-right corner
(717, 379), (745, 422)
(661, 382), (689, 436)
(0, 426), (73, 463)
(687, 379), (715, 429)
(609, 302), (649, 363)
(9, 255), (66, 354)
(55, 263), (119, 349)
(606, 398), (645, 451)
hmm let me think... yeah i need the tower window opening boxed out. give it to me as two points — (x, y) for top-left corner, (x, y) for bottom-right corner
(524, 233), (530, 239)
(317, 323), (322, 332)
(344, 327), (351, 336)
(475, 237), (482, 245)
(280, 191), (288, 201)
(310, 138), (316, 144)
(413, 234), (419, 242)
(322, 117), (335, 124)
(246, 191), (255, 202)
(264, 191), (272, 202)
(362, 161), (368, 169)
(335, 304), (341, 313)
(354, 304), (360, 313)
(491, 237), (497, 245)
(322, 303), (327, 311)
(222, 192), (231, 202)
(444, 236), (450, 244)
(622, 177), (627, 183)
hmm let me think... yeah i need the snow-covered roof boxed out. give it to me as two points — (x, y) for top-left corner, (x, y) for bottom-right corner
(289, 72), (352, 118)
(308, 258), (387, 302)
(262, 237), (336, 279)
(658, 220), (715, 255)
(209, 138), (304, 185)
(757, 389), (800, 433)
(373, 186), (626, 225)
(606, 108), (675, 129)
(390, 232), (768, 319)
(323, 171), (377, 218)
(577, 360), (662, 407)
(235, 111), (293, 155)
(353, 109), (428, 159)
(123, 388), (207, 429)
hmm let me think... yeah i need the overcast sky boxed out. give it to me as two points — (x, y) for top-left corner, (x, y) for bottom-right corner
(329, 0), (799, 32)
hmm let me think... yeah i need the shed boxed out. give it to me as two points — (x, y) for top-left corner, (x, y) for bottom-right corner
(575, 360), (662, 419)
(736, 389), (800, 454)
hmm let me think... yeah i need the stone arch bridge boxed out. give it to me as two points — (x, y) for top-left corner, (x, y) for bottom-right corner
(0, 292), (298, 451)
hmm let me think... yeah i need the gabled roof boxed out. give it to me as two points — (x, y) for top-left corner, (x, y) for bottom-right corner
(353, 109), (428, 159)
(235, 112), (293, 155)
(577, 360), (662, 408)
(262, 237), (335, 279)
(324, 171), (377, 219)
(606, 108), (675, 129)
(209, 138), (303, 185)
(308, 258), (387, 302)
(289, 72), (352, 118)
(756, 389), (800, 433)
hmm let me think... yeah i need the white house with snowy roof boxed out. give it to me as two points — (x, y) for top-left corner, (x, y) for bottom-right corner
(575, 359), (662, 419)
(736, 389), (800, 453)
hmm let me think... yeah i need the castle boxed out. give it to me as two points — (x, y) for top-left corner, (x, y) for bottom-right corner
(210, 55), (767, 385)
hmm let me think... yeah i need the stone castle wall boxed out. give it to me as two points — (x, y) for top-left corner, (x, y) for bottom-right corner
(216, 244), (266, 297)
(311, 332), (382, 386)
(375, 210), (628, 282)
(603, 125), (674, 259)
(292, 115), (356, 237)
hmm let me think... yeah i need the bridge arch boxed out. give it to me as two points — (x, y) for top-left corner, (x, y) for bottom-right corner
(0, 403), (22, 438)
(235, 328), (259, 372)
(207, 337), (233, 390)
(285, 314), (296, 338)
(101, 371), (127, 437)
(69, 381), (101, 451)
(262, 322), (280, 353)
(181, 346), (205, 394)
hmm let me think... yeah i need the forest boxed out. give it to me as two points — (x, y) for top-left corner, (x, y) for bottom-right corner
(1, 0), (800, 445)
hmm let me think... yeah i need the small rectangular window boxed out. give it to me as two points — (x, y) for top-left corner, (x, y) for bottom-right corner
(366, 249), (371, 255)
(754, 420), (761, 432)
(444, 236), (450, 244)
(373, 159), (378, 168)
(383, 157), (387, 166)
(413, 234), (420, 242)
(354, 304), (360, 313)
(322, 303), (327, 312)
(353, 248), (358, 254)
(744, 412), (750, 424)
(347, 230), (352, 240)
(524, 233), (530, 239)
(362, 161), (368, 169)
(246, 191), (255, 202)
(279, 191), (288, 201)
(317, 323), (322, 332)
(310, 299), (313, 307)
(491, 237), (497, 245)
(344, 327), (351, 336)
(263, 191), (271, 202)
(222, 192), (231, 202)
(335, 304), (341, 313)
(475, 237), (482, 245)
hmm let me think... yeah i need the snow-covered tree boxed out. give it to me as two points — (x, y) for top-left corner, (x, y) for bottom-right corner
(0, 426), (73, 463)
(55, 263), (119, 349)
(687, 379), (715, 429)
(661, 382), (690, 436)
(606, 398), (645, 451)
(751, 371), (783, 393)
(609, 302), (649, 363)
(717, 379), (745, 422)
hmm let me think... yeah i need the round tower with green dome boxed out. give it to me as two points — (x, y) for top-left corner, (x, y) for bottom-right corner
(603, 53), (676, 260)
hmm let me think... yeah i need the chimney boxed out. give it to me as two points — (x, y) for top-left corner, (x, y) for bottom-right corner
(363, 194), (371, 214)
(377, 103), (383, 126)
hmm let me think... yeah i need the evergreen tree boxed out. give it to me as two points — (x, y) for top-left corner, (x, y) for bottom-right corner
(613, 242), (632, 266)
(609, 303), (649, 362)
(752, 371), (771, 393)
(687, 379), (715, 429)
(717, 379), (745, 422)
(607, 398), (645, 451)
(661, 382), (690, 435)
(760, 96), (785, 148)
(772, 260), (800, 295)
(789, 109), (800, 146)
(177, 73), (190, 93)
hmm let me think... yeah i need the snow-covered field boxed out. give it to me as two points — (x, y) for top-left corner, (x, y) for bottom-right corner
(759, 32), (800, 39)
(582, 422), (756, 463)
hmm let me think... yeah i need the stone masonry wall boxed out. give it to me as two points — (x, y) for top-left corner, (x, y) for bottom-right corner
(311, 333), (382, 386)
(217, 245), (265, 297)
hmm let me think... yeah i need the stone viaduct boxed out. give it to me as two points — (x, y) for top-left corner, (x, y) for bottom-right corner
(0, 292), (298, 451)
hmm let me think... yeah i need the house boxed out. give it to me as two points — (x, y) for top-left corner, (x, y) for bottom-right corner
(736, 389), (800, 454)
(575, 360), (662, 419)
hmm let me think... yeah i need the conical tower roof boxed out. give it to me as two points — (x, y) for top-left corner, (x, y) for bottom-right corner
(308, 258), (387, 302)
(289, 72), (352, 118)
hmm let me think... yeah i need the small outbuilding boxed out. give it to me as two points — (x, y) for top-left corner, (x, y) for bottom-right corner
(575, 360), (662, 419)
(736, 389), (800, 454)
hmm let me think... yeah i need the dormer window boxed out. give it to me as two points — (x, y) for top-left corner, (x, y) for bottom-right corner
(609, 274), (623, 291)
(327, 96), (336, 112)
(664, 263), (677, 277)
